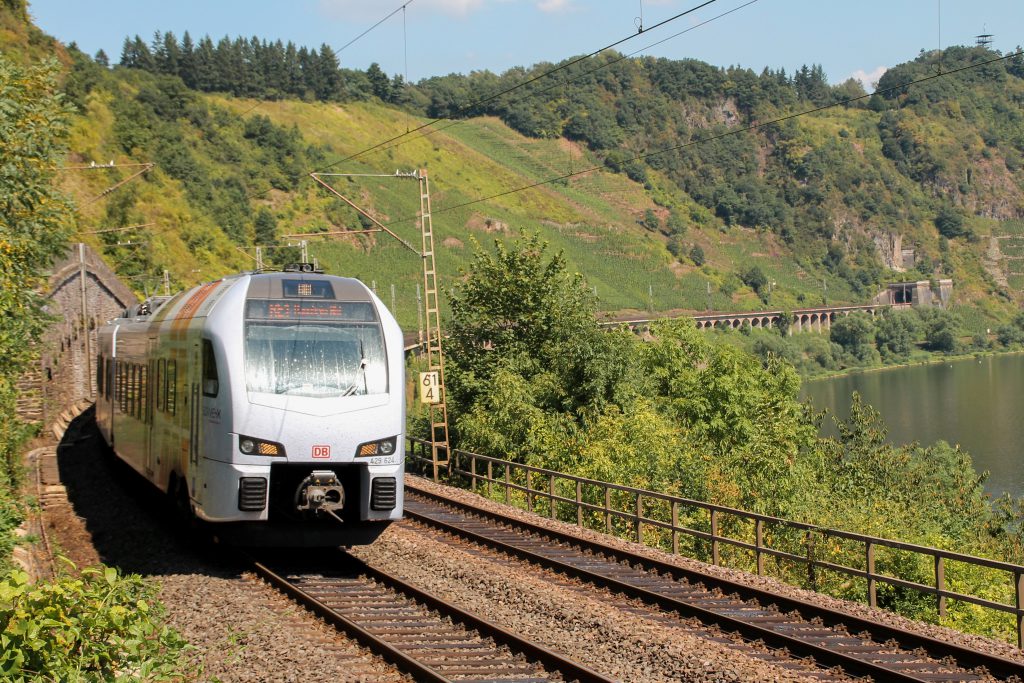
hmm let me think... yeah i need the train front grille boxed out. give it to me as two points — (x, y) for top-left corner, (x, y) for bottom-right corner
(238, 477), (268, 511)
(370, 477), (397, 511)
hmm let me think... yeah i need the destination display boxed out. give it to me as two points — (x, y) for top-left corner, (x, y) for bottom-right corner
(245, 299), (376, 322)
(282, 279), (334, 299)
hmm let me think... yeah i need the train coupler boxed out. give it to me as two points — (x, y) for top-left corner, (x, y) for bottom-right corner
(295, 470), (345, 522)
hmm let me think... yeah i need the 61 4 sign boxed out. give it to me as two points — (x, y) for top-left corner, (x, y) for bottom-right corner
(419, 372), (441, 404)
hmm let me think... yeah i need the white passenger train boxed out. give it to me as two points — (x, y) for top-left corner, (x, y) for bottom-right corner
(95, 265), (405, 546)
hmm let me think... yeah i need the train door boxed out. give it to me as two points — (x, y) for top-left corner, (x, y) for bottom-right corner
(199, 338), (222, 462)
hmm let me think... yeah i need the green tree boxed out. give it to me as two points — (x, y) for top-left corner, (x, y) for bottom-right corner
(253, 208), (278, 247)
(638, 320), (816, 513)
(829, 312), (879, 365)
(775, 310), (792, 336)
(446, 234), (631, 438)
(366, 62), (391, 101)
(874, 310), (921, 361)
(919, 307), (960, 353)
(640, 208), (660, 232)
(688, 244), (705, 266)
(667, 235), (684, 259)
(794, 394), (992, 580)
(934, 204), (968, 239)
(739, 265), (769, 302)
(666, 210), (687, 236)
(995, 311), (1024, 347)
(0, 54), (74, 518)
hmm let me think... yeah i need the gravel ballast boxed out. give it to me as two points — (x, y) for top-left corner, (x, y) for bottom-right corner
(34, 413), (407, 683)
(31, 409), (1022, 681)
(406, 474), (1024, 666)
(354, 523), (842, 682)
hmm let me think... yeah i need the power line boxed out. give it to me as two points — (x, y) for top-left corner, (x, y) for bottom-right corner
(82, 222), (156, 235)
(336, 0), (416, 55)
(413, 49), (1024, 219)
(360, 0), (759, 161)
(240, 0), (721, 204)
(180, 3), (417, 131)
(319, 0), (720, 170)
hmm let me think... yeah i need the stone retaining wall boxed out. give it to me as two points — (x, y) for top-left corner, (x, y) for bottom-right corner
(16, 244), (136, 426)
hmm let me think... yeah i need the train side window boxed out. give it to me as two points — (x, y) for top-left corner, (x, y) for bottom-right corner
(156, 359), (165, 412)
(202, 340), (219, 397)
(129, 364), (134, 418)
(96, 355), (104, 396)
(130, 365), (138, 418)
(166, 360), (177, 415)
(106, 358), (114, 400)
(133, 364), (140, 419)
(119, 363), (128, 414)
(140, 365), (148, 423)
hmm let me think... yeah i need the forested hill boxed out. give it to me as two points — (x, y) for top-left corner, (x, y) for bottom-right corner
(9, 6), (1024, 328)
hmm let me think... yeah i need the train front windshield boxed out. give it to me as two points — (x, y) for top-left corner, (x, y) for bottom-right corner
(244, 300), (387, 397)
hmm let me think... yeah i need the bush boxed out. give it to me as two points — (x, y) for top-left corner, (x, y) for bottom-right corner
(934, 205), (969, 239)
(738, 265), (769, 301)
(874, 310), (921, 361)
(0, 565), (189, 680)
(830, 312), (879, 365)
(995, 312), (1024, 347)
(996, 324), (1024, 347)
(919, 307), (961, 353)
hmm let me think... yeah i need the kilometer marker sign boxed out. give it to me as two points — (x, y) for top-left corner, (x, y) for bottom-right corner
(419, 372), (440, 404)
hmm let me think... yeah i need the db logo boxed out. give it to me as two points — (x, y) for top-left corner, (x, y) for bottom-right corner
(312, 445), (331, 459)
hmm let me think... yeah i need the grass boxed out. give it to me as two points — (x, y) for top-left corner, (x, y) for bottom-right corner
(998, 219), (1024, 236)
(57, 87), (1012, 324)
(952, 304), (996, 336)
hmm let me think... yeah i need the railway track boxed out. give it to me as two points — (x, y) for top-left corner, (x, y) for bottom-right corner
(252, 550), (615, 683)
(404, 482), (1024, 683)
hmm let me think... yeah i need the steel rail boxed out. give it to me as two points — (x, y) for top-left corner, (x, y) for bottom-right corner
(405, 484), (1024, 681)
(252, 558), (448, 683)
(356, 556), (616, 683)
(252, 550), (615, 683)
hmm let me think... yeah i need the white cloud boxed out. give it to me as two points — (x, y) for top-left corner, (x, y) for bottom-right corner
(423, 0), (485, 17)
(537, 0), (573, 12)
(850, 65), (888, 92)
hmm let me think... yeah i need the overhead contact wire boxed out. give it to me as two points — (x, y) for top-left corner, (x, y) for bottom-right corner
(363, 0), (759, 159)
(336, 0), (417, 55)
(231, 2), (416, 122)
(318, 0), (720, 169)
(424, 49), (1024, 217)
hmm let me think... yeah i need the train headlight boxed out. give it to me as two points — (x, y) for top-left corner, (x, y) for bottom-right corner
(238, 435), (285, 457)
(356, 437), (398, 457)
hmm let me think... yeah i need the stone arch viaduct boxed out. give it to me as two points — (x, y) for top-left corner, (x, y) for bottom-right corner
(17, 244), (137, 425)
(602, 302), (916, 337)
(600, 281), (951, 336)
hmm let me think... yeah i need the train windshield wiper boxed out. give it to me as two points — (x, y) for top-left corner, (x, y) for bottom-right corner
(342, 345), (368, 396)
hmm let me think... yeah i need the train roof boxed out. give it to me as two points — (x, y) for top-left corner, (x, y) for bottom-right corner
(106, 270), (375, 330)
(246, 271), (373, 302)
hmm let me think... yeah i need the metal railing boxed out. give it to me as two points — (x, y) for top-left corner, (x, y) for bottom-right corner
(406, 437), (1024, 647)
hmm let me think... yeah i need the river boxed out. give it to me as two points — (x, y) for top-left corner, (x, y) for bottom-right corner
(801, 353), (1024, 500)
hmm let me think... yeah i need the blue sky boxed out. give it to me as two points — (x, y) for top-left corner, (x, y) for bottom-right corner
(26, 0), (1024, 88)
